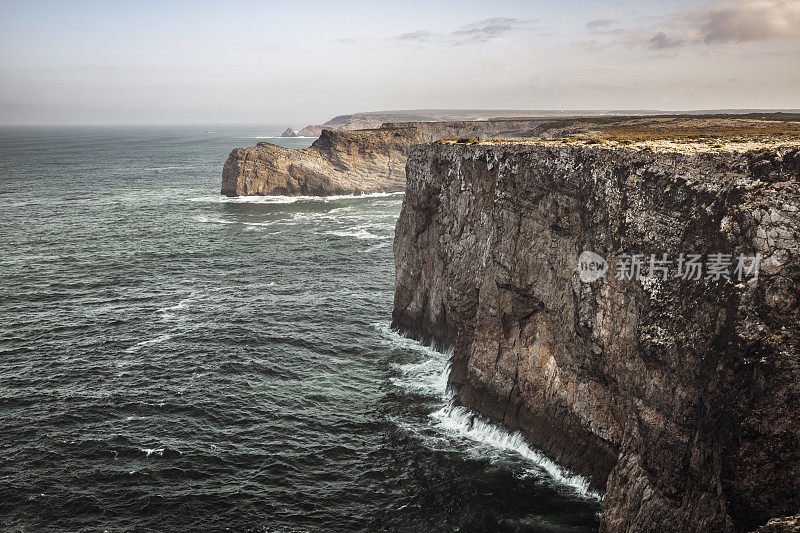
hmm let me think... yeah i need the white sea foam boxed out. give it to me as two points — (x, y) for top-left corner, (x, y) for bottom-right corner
(158, 299), (189, 321)
(1, 200), (39, 208)
(384, 324), (602, 501)
(194, 215), (282, 227)
(157, 290), (203, 322)
(141, 447), (164, 457)
(324, 229), (383, 240)
(125, 334), (173, 353)
(242, 221), (276, 227)
(186, 191), (403, 204)
(327, 206), (354, 215)
(431, 405), (601, 500)
(194, 215), (235, 224)
(391, 354), (452, 396)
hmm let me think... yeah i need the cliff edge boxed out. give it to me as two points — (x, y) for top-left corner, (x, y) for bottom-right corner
(222, 114), (800, 197)
(393, 139), (800, 531)
(221, 120), (544, 196)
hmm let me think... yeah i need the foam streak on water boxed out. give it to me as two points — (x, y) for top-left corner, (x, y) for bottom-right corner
(385, 327), (602, 501)
(431, 405), (602, 500)
(0, 126), (600, 532)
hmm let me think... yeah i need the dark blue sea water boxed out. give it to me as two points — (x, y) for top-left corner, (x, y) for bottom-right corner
(0, 126), (601, 532)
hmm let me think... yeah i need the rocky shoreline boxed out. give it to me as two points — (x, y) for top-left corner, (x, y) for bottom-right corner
(392, 139), (800, 532)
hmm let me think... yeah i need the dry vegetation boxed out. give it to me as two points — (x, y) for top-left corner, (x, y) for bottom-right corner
(432, 114), (800, 146)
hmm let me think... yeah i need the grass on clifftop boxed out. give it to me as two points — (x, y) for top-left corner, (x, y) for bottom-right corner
(431, 119), (800, 147)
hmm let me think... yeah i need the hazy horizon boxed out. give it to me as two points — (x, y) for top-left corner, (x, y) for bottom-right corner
(1, 0), (799, 125)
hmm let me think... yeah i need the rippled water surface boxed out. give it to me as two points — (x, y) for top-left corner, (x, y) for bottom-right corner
(0, 126), (601, 532)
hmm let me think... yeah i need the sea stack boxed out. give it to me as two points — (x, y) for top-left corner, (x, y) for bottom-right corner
(392, 139), (800, 532)
(280, 127), (298, 137)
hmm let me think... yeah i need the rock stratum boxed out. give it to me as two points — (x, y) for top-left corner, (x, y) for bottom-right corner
(392, 139), (800, 532)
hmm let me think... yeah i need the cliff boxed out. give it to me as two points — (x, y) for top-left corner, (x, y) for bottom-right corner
(223, 114), (800, 197)
(294, 110), (564, 137)
(221, 126), (415, 196)
(392, 139), (800, 532)
(221, 120), (545, 196)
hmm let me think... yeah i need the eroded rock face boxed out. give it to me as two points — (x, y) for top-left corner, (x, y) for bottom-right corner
(221, 127), (415, 196)
(221, 120), (544, 196)
(296, 124), (337, 137)
(392, 140), (800, 532)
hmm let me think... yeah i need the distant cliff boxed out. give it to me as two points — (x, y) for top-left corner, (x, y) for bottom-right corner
(293, 110), (554, 137)
(222, 114), (800, 197)
(221, 120), (545, 196)
(222, 126), (414, 196)
(393, 139), (800, 532)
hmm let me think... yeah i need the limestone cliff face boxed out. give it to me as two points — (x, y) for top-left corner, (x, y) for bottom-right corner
(393, 140), (800, 532)
(221, 127), (413, 196)
(221, 120), (544, 196)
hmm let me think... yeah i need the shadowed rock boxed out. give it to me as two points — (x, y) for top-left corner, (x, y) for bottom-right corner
(393, 139), (800, 532)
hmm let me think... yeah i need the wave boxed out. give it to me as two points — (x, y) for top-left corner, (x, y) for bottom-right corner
(431, 405), (602, 501)
(385, 325), (602, 501)
(125, 333), (173, 353)
(157, 291), (201, 322)
(390, 353), (451, 396)
(324, 229), (384, 240)
(1, 200), (39, 208)
(364, 241), (392, 253)
(141, 447), (164, 457)
(194, 215), (236, 224)
(186, 191), (404, 204)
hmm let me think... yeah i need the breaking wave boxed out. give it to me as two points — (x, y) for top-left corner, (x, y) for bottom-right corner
(386, 327), (602, 501)
(186, 191), (404, 204)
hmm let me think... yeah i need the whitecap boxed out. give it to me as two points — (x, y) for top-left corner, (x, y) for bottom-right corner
(194, 215), (235, 224)
(186, 191), (404, 205)
(385, 324), (602, 501)
(141, 447), (164, 457)
(158, 298), (190, 321)
(125, 334), (173, 353)
(430, 405), (602, 501)
(242, 221), (276, 227)
(390, 357), (451, 396)
(324, 229), (383, 240)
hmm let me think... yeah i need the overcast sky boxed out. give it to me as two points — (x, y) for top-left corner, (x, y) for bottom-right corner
(0, 0), (798, 125)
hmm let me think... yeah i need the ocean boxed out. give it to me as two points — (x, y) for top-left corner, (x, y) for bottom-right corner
(0, 126), (601, 532)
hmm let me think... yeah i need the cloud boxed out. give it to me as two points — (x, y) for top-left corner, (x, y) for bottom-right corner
(396, 30), (436, 43)
(648, 31), (691, 49)
(451, 17), (531, 43)
(586, 19), (618, 31)
(334, 17), (543, 46)
(596, 0), (800, 50)
(697, 0), (800, 43)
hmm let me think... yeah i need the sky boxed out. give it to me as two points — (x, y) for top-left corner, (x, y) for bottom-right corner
(0, 0), (798, 125)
